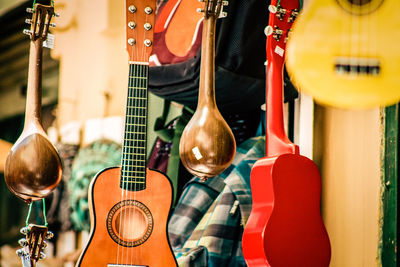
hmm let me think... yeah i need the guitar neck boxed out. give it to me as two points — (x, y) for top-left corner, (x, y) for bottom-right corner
(265, 0), (299, 158)
(121, 63), (149, 191)
(198, 16), (217, 107)
(25, 34), (44, 126)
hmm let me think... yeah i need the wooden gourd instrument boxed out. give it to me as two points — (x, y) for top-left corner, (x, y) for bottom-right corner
(179, 0), (235, 180)
(4, 3), (62, 203)
(242, 0), (331, 266)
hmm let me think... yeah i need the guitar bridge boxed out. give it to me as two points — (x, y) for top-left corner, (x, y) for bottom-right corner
(334, 57), (380, 76)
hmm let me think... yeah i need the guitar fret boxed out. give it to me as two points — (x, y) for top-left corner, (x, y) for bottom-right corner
(125, 131), (146, 134)
(127, 106), (146, 109)
(126, 115), (146, 118)
(122, 152), (146, 156)
(123, 170), (145, 173)
(125, 122), (146, 127)
(128, 87), (147, 89)
(122, 175), (146, 179)
(128, 96), (147, 100)
(129, 76), (147, 79)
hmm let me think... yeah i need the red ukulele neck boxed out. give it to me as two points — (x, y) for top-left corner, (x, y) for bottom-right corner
(265, 0), (299, 158)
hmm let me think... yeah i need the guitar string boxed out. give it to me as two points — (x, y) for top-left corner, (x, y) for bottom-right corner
(138, 11), (150, 263)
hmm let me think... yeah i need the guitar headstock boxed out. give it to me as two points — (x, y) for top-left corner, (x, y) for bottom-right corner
(126, 0), (157, 62)
(23, 4), (56, 44)
(197, 0), (229, 19)
(16, 224), (54, 266)
(265, 0), (300, 61)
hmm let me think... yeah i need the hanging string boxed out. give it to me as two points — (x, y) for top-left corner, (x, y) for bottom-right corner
(298, 0), (303, 11)
(25, 199), (48, 227)
(25, 203), (33, 227)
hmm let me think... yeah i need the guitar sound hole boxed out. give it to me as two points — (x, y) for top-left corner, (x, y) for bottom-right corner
(114, 207), (148, 240)
(107, 200), (153, 247)
(336, 0), (384, 15)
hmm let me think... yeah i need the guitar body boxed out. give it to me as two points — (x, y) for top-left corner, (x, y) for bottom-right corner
(77, 167), (176, 267)
(286, 0), (400, 108)
(243, 154), (331, 266)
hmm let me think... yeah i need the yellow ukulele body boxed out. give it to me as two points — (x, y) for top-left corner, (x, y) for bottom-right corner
(286, 0), (400, 108)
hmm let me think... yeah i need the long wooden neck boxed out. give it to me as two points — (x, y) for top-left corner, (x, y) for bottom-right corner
(265, 24), (298, 158)
(24, 39), (43, 126)
(198, 16), (217, 108)
(121, 63), (149, 191)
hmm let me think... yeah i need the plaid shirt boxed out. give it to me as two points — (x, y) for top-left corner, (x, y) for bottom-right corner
(168, 136), (265, 266)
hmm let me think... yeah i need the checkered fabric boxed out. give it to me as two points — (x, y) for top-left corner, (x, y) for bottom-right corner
(168, 136), (265, 266)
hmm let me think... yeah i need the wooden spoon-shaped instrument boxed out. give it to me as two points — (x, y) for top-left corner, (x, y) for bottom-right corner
(5, 4), (62, 204)
(179, 0), (235, 180)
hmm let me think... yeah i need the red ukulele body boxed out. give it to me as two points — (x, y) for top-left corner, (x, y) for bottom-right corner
(242, 0), (331, 266)
(76, 1), (177, 266)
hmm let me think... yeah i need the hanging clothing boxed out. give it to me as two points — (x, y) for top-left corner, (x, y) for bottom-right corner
(168, 136), (265, 266)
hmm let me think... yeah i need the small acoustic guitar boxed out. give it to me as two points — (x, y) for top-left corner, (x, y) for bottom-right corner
(286, 0), (400, 108)
(76, 1), (177, 266)
(242, 0), (331, 266)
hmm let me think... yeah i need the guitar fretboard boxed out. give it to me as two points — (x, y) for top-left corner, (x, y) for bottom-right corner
(120, 63), (149, 191)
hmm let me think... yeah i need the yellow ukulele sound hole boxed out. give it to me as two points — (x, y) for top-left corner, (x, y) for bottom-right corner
(336, 0), (384, 15)
(107, 200), (153, 247)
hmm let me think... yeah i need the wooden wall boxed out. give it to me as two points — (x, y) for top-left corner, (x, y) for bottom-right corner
(315, 106), (381, 266)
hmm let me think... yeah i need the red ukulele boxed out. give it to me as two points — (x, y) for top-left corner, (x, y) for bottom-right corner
(242, 0), (331, 266)
(76, 1), (177, 266)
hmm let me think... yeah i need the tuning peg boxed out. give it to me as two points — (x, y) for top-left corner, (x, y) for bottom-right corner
(54, 12), (60, 17)
(219, 11), (227, 18)
(42, 241), (48, 248)
(268, 5), (277, 14)
(20, 226), (29, 235)
(50, 23), (56, 28)
(16, 248), (25, 257)
(222, 1), (229, 6)
(264, 25), (273, 36)
(18, 238), (28, 247)
(25, 18), (32, 24)
(196, 8), (204, 13)
(26, 7), (34, 14)
(45, 231), (54, 240)
(40, 252), (46, 260)
(22, 29), (32, 36)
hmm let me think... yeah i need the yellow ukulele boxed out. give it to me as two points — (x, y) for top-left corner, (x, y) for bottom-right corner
(286, 0), (400, 109)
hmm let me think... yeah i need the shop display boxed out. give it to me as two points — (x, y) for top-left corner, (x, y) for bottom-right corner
(179, 0), (236, 180)
(286, 0), (400, 108)
(76, 0), (176, 266)
(242, 0), (331, 265)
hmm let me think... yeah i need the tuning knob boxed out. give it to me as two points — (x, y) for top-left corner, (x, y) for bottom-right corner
(16, 248), (26, 257)
(268, 5), (277, 14)
(23, 29), (32, 36)
(46, 231), (54, 240)
(20, 226), (29, 235)
(18, 238), (28, 247)
(40, 252), (46, 260)
(26, 7), (34, 13)
(25, 18), (32, 24)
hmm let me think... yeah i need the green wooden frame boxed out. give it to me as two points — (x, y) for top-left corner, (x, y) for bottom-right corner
(380, 104), (398, 266)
